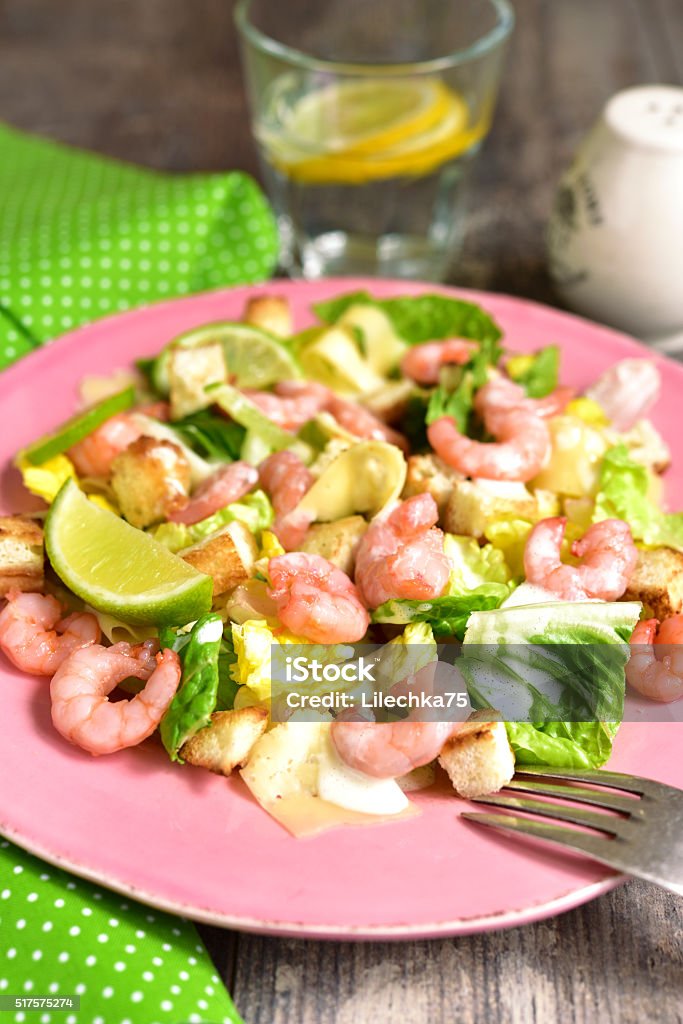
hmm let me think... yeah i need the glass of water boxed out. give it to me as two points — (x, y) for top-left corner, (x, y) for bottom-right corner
(235, 0), (513, 281)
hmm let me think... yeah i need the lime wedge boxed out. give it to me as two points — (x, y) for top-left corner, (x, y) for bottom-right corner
(22, 387), (136, 466)
(152, 323), (300, 395)
(45, 480), (213, 626)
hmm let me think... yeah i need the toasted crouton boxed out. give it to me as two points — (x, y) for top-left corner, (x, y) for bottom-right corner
(439, 719), (515, 799)
(180, 520), (258, 595)
(0, 515), (44, 595)
(403, 453), (464, 515)
(180, 707), (269, 776)
(622, 547), (683, 620)
(443, 479), (559, 540)
(300, 515), (368, 574)
(243, 295), (293, 338)
(168, 342), (226, 419)
(111, 437), (191, 528)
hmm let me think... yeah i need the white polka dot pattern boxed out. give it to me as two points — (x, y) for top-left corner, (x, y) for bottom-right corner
(0, 839), (242, 1024)
(0, 122), (279, 370)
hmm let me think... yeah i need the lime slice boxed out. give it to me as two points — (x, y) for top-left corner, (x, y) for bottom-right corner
(210, 384), (313, 464)
(152, 323), (300, 395)
(22, 387), (136, 466)
(45, 480), (213, 626)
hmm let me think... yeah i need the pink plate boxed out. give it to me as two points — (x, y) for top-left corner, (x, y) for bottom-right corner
(1, 279), (682, 939)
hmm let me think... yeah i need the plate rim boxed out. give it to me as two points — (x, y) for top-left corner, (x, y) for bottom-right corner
(0, 278), (675, 939)
(0, 820), (626, 939)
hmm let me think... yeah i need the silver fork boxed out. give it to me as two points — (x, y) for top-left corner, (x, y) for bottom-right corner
(462, 766), (683, 897)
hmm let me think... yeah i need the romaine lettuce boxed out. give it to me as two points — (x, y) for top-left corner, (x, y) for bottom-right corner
(461, 600), (642, 768)
(313, 291), (502, 351)
(443, 535), (511, 590)
(506, 345), (559, 398)
(159, 614), (224, 761)
(595, 444), (683, 549)
(371, 585), (510, 639)
(170, 409), (245, 461)
(372, 535), (514, 638)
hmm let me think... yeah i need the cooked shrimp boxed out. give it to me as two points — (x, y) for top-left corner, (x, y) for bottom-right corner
(243, 381), (328, 431)
(268, 552), (370, 643)
(585, 358), (661, 431)
(169, 461), (258, 525)
(626, 618), (683, 703)
(332, 719), (459, 779)
(428, 410), (550, 482)
(243, 380), (409, 450)
(400, 339), (477, 385)
(653, 614), (683, 646)
(50, 641), (181, 755)
(326, 395), (409, 452)
(477, 375), (573, 428)
(0, 591), (100, 676)
(427, 377), (552, 482)
(68, 413), (147, 477)
(258, 450), (314, 550)
(523, 516), (638, 601)
(354, 493), (450, 609)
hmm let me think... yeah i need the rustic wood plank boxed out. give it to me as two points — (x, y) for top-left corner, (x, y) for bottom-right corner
(219, 881), (683, 1024)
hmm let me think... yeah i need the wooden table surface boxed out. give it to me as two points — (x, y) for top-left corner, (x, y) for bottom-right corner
(2, 1), (683, 1021)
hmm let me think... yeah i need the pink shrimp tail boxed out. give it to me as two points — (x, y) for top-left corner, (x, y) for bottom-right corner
(169, 462), (258, 525)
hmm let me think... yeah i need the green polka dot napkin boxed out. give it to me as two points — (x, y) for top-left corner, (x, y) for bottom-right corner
(0, 840), (243, 1023)
(0, 121), (279, 370)
(0, 121), (284, 1022)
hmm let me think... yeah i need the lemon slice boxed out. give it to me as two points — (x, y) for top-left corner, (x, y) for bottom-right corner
(45, 480), (213, 626)
(279, 78), (453, 155)
(265, 78), (482, 184)
(152, 323), (300, 395)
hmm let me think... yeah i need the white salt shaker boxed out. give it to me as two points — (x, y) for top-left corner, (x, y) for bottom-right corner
(547, 85), (683, 352)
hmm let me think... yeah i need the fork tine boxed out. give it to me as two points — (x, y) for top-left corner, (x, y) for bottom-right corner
(471, 793), (626, 834)
(505, 778), (639, 814)
(461, 811), (617, 861)
(515, 766), (649, 794)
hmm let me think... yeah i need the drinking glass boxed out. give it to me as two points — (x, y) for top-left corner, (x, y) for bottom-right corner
(235, 0), (513, 281)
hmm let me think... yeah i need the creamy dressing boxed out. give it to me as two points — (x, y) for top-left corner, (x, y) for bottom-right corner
(316, 734), (409, 816)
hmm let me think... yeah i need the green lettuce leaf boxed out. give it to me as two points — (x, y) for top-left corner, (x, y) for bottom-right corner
(505, 721), (619, 769)
(171, 409), (245, 461)
(424, 343), (494, 434)
(461, 600), (642, 768)
(159, 613), (224, 761)
(507, 345), (560, 398)
(595, 444), (683, 549)
(371, 584), (510, 640)
(217, 626), (240, 711)
(313, 292), (502, 351)
(443, 534), (512, 592)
